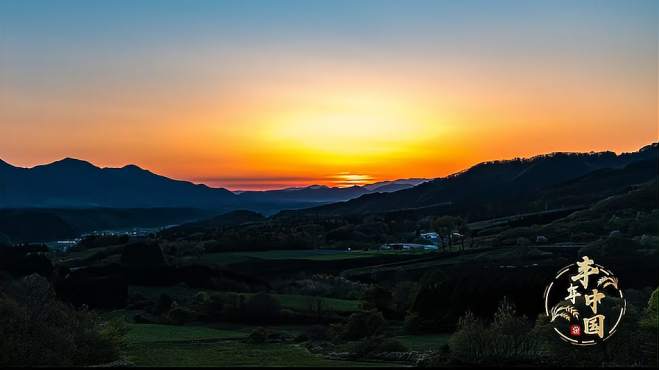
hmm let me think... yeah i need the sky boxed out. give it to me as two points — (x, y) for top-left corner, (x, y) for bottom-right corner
(1, 0), (657, 190)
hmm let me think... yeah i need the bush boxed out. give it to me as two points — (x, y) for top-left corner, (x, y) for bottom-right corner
(0, 274), (125, 366)
(532, 302), (657, 367)
(120, 241), (165, 268)
(243, 292), (281, 323)
(192, 292), (224, 321)
(304, 324), (331, 341)
(342, 310), (386, 340)
(449, 299), (540, 365)
(285, 274), (368, 300)
(403, 312), (423, 334)
(361, 286), (393, 314)
(246, 327), (268, 344)
(166, 306), (196, 325)
(152, 293), (174, 315)
(392, 281), (418, 315)
(642, 287), (658, 330)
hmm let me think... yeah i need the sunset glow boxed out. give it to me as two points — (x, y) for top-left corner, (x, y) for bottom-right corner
(1, 0), (656, 190)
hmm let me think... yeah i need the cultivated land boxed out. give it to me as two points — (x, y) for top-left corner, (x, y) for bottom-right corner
(124, 322), (393, 367)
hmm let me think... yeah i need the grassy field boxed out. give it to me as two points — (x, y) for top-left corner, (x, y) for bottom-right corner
(395, 334), (451, 352)
(124, 323), (395, 367)
(266, 293), (362, 313)
(129, 285), (364, 314)
(128, 341), (393, 367)
(193, 249), (430, 265)
(341, 246), (552, 278)
(126, 323), (245, 343)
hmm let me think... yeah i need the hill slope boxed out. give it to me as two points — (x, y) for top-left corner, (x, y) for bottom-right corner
(284, 143), (658, 219)
(0, 158), (238, 209)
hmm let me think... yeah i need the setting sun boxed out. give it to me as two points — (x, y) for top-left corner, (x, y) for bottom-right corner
(0, 0), (655, 190)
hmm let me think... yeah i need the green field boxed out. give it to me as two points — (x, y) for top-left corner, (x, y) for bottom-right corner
(193, 249), (429, 265)
(265, 293), (362, 313)
(129, 285), (364, 314)
(125, 323), (395, 367)
(127, 323), (245, 343)
(128, 341), (393, 367)
(341, 246), (549, 278)
(395, 334), (451, 352)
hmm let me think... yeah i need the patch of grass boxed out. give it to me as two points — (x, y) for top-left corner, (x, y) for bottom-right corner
(128, 285), (364, 314)
(394, 334), (451, 352)
(127, 334), (392, 367)
(195, 249), (428, 265)
(342, 247), (550, 278)
(272, 293), (363, 313)
(126, 323), (246, 343)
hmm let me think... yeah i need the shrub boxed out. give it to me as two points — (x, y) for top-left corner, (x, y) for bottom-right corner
(120, 241), (165, 268)
(449, 299), (540, 365)
(403, 312), (423, 334)
(643, 286), (658, 330)
(246, 327), (268, 344)
(361, 286), (393, 313)
(532, 302), (656, 367)
(304, 324), (330, 341)
(285, 274), (368, 300)
(243, 292), (281, 323)
(342, 310), (386, 340)
(192, 292), (224, 321)
(0, 274), (125, 366)
(392, 281), (418, 315)
(166, 306), (196, 325)
(152, 293), (174, 315)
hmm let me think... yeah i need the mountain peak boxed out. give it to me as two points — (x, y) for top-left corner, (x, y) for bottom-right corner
(50, 157), (97, 169)
(120, 164), (146, 172)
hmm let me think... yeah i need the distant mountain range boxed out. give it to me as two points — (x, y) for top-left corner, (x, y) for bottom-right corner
(1, 143), (656, 242)
(0, 157), (427, 210)
(281, 143), (658, 220)
(0, 158), (237, 209)
(1, 144), (655, 217)
(235, 178), (428, 203)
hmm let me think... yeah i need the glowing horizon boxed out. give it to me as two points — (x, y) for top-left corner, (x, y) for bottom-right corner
(1, 0), (657, 191)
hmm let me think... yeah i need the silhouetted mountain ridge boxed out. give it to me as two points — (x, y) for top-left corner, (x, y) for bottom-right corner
(283, 143), (658, 218)
(235, 178), (428, 203)
(0, 158), (237, 208)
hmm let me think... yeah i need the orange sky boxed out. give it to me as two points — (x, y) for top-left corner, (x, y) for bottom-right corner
(1, 1), (657, 190)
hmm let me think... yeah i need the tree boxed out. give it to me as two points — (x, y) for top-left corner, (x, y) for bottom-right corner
(0, 274), (125, 366)
(432, 216), (465, 252)
(458, 222), (471, 251)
